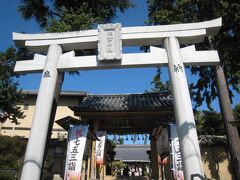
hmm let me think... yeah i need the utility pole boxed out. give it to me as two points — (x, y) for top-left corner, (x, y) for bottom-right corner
(216, 65), (240, 180)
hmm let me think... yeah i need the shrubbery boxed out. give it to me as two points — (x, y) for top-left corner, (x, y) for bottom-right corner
(0, 136), (27, 180)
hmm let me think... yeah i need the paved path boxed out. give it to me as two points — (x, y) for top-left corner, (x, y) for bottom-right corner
(116, 176), (149, 180)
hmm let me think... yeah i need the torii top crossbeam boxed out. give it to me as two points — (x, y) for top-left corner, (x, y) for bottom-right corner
(13, 18), (221, 74)
(13, 18), (221, 52)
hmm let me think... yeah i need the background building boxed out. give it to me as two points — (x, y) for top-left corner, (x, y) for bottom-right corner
(1, 90), (86, 138)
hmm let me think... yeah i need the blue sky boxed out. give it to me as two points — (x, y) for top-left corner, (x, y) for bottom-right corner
(0, 0), (239, 112)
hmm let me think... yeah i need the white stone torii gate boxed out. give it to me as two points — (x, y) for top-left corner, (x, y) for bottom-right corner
(13, 18), (221, 180)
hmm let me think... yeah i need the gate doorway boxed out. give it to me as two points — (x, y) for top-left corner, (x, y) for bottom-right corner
(64, 92), (174, 179)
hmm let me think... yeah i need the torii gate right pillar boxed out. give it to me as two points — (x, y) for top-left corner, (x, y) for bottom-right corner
(164, 37), (204, 179)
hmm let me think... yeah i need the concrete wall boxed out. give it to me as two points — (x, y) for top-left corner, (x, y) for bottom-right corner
(201, 146), (233, 180)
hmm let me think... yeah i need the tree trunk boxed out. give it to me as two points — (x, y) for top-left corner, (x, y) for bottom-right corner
(216, 65), (240, 180)
(0, 121), (3, 135)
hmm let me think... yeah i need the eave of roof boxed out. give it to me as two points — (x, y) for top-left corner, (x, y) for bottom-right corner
(21, 90), (87, 97)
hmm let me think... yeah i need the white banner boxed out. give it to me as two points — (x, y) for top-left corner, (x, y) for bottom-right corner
(170, 124), (184, 180)
(64, 124), (89, 180)
(95, 131), (107, 165)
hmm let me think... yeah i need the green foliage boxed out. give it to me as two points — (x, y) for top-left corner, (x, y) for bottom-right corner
(195, 110), (225, 135)
(112, 161), (125, 170)
(105, 138), (117, 175)
(148, 68), (170, 93)
(106, 138), (116, 163)
(147, 0), (240, 108)
(52, 0), (134, 23)
(0, 136), (27, 179)
(116, 137), (124, 144)
(47, 6), (97, 33)
(18, 0), (134, 30)
(0, 47), (26, 124)
(233, 103), (240, 121)
(18, 0), (54, 28)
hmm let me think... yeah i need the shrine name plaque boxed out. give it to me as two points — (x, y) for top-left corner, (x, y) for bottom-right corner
(98, 23), (122, 61)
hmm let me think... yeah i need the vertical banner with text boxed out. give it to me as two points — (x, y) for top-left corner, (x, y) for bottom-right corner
(64, 124), (89, 180)
(95, 131), (107, 165)
(170, 124), (184, 180)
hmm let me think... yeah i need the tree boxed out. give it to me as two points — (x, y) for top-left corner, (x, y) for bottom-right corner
(147, 0), (239, 108)
(195, 110), (224, 135)
(233, 103), (240, 134)
(112, 161), (125, 175)
(147, 68), (170, 93)
(0, 136), (27, 180)
(0, 47), (26, 134)
(18, 0), (133, 31)
(147, 1), (240, 178)
(233, 103), (240, 121)
(106, 138), (117, 175)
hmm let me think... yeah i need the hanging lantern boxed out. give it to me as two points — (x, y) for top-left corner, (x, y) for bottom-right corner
(137, 134), (140, 140)
(126, 134), (129, 141)
(131, 134), (134, 141)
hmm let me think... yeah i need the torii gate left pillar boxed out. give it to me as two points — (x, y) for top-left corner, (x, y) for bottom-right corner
(20, 44), (62, 180)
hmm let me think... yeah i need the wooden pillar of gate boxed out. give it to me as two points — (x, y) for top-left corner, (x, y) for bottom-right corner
(90, 139), (97, 179)
(151, 135), (159, 179)
(90, 120), (100, 179)
(100, 139), (107, 180)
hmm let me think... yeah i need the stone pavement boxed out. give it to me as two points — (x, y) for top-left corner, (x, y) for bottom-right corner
(116, 176), (149, 180)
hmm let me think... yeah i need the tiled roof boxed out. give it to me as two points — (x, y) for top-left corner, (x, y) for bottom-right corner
(70, 92), (172, 112)
(55, 116), (82, 131)
(114, 144), (150, 163)
(55, 116), (98, 140)
(199, 135), (227, 146)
